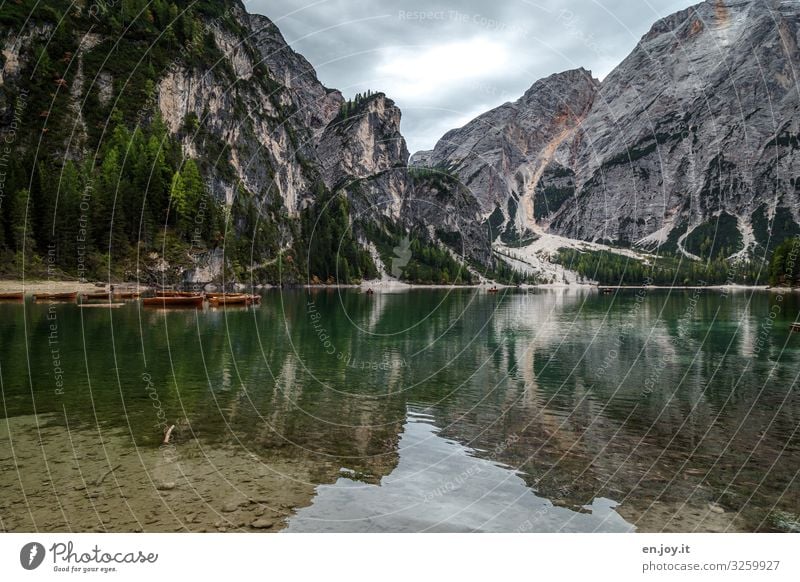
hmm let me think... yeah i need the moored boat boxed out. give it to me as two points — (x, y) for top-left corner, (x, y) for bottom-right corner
(0, 292), (24, 300)
(155, 291), (201, 298)
(82, 292), (112, 300)
(143, 295), (204, 308)
(208, 294), (249, 306)
(208, 293), (261, 306)
(33, 292), (78, 301)
(112, 291), (141, 299)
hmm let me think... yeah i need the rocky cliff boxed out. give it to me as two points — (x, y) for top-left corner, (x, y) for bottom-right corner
(1, 0), (492, 284)
(414, 0), (800, 262)
(411, 68), (599, 244)
(553, 0), (800, 258)
(152, 3), (346, 215)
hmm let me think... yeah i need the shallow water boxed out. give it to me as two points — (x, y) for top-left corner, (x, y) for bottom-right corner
(0, 288), (798, 532)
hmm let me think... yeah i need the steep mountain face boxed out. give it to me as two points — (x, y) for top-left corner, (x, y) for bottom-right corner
(552, 0), (800, 256)
(317, 93), (410, 218)
(414, 0), (800, 261)
(154, 4), (345, 214)
(411, 69), (599, 244)
(0, 0), (354, 284)
(319, 94), (493, 265)
(0, 0), (488, 285)
(248, 14), (344, 136)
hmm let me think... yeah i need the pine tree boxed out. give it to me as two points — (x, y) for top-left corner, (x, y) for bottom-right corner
(94, 147), (120, 249)
(10, 189), (36, 258)
(55, 161), (81, 269)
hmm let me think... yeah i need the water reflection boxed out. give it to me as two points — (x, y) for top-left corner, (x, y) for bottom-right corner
(287, 409), (634, 532)
(0, 289), (798, 532)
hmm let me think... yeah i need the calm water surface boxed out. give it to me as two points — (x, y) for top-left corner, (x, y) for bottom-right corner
(1, 288), (798, 532)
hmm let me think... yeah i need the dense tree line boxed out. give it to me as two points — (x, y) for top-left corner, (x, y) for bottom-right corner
(482, 257), (538, 285)
(555, 249), (766, 286)
(364, 221), (474, 284)
(768, 237), (800, 286)
(301, 189), (379, 284)
(0, 113), (226, 277)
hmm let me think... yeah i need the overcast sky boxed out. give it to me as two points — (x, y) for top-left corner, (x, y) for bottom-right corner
(247, 0), (697, 154)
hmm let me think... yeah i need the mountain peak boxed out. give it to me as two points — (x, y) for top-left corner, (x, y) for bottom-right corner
(641, 0), (793, 44)
(519, 68), (599, 103)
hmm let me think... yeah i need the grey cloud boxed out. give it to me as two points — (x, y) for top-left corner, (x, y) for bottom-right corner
(247, 0), (696, 153)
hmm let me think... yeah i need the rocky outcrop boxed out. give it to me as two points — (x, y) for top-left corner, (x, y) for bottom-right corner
(317, 93), (410, 218)
(411, 69), (599, 243)
(404, 174), (494, 265)
(153, 7), (417, 233)
(248, 14), (343, 136)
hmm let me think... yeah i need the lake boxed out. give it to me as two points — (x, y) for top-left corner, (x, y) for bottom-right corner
(0, 288), (798, 533)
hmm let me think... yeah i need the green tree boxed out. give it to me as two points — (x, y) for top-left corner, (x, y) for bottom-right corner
(54, 161), (81, 269)
(10, 189), (37, 257)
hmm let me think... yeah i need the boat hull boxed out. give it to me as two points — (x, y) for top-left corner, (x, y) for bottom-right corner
(112, 292), (141, 299)
(208, 294), (261, 306)
(0, 292), (24, 300)
(33, 292), (78, 301)
(143, 296), (204, 308)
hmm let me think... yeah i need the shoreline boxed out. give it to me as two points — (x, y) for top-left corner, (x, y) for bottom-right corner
(1, 279), (791, 294)
(0, 279), (149, 293)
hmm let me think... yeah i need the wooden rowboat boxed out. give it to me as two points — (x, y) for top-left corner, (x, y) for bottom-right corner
(209, 293), (261, 306)
(33, 292), (78, 301)
(0, 292), (24, 300)
(82, 292), (112, 300)
(155, 291), (201, 298)
(112, 291), (141, 299)
(143, 295), (204, 308)
(209, 294), (250, 306)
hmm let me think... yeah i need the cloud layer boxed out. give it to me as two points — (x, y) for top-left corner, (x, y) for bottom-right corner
(248, 0), (696, 154)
